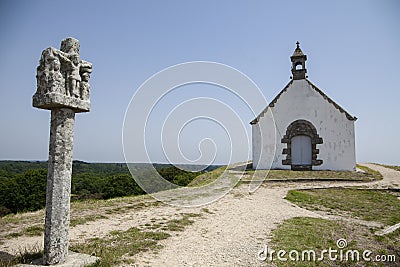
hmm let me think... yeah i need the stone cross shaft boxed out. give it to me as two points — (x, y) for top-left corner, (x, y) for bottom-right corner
(33, 37), (92, 265)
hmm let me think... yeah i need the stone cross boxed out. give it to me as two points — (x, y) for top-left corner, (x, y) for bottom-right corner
(33, 37), (92, 265)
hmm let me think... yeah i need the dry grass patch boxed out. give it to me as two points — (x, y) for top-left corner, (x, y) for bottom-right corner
(379, 164), (400, 172)
(188, 166), (227, 186)
(70, 214), (108, 227)
(0, 244), (42, 267)
(70, 212), (202, 266)
(70, 227), (169, 267)
(161, 213), (202, 231)
(270, 217), (399, 267)
(246, 164), (382, 181)
(1, 195), (160, 244)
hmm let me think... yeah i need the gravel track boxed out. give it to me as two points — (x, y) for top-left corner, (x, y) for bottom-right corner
(132, 163), (400, 266)
(1, 163), (399, 266)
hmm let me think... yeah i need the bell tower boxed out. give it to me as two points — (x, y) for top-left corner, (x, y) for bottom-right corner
(291, 41), (307, 80)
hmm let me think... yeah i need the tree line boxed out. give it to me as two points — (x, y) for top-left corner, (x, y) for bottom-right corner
(0, 161), (209, 216)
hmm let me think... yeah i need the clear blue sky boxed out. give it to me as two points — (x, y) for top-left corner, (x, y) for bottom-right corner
(0, 0), (399, 165)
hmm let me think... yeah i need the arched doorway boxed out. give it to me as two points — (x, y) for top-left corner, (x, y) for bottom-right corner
(281, 120), (323, 170)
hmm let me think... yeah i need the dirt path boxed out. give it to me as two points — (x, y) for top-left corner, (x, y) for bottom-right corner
(360, 163), (400, 188)
(132, 164), (400, 266)
(132, 187), (318, 267)
(1, 164), (399, 266)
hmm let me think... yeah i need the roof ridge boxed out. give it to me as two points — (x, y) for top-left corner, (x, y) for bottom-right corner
(250, 80), (293, 125)
(305, 79), (357, 121)
(250, 79), (357, 125)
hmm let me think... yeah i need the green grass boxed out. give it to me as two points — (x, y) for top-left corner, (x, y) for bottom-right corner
(23, 225), (43, 236)
(286, 188), (400, 225)
(70, 227), (170, 267)
(188, 166), (227, 186)
(41, 212), (202, 266)
(70, 214), (108, 227)
(201, 208), (214, 214)
(356, 164), (383, 179)
(161, 213), (201, 231)
(70, 195), (156, 214)
(245, 164), (382, 181)
(70, 212), (202, 266)
(0, 210), (45, 241)
(270, 217), (400, 267)
(5, 232), (22, 238)
(3, 225), (43, 239)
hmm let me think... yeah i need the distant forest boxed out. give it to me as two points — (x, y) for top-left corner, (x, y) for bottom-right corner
(0, 160), (221, 216)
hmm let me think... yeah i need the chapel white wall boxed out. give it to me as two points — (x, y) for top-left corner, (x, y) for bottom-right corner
(253, 79), (356, 171)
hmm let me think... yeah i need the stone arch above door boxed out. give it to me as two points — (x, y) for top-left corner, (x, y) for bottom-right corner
(281, 119), (323, 170)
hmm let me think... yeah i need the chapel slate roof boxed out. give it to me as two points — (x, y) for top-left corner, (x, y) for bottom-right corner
(250, 79), (357, 125)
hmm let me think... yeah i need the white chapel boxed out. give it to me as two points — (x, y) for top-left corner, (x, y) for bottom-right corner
(251, 42), (357, 171)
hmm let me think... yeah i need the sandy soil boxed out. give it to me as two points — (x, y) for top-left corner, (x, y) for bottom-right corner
(0, 163), (399, 266)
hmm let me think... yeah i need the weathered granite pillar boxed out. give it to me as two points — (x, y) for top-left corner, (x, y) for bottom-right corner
(44, 108), (75, 264)
(33, 37), (92, 265)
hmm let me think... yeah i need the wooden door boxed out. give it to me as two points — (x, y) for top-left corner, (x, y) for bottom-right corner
(291, 135), (312, 165)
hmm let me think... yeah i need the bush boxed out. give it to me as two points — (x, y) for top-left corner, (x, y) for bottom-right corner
(102, 174), (144, 199)
(0, 169), (47, 215)
(0, 164), (205, 216)
(0, 205), (11, 217)
(72, 173), (106, 196)
(157, 166), (201, 186)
